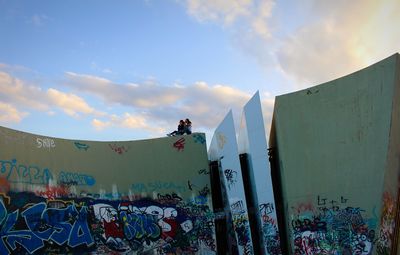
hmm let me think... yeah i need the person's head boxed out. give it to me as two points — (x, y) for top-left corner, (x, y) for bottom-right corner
(179, 120), (184, 124)
(185, 118), (191, 125)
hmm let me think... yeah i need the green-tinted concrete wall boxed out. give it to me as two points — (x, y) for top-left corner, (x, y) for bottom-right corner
(270, 53), (400, 254)
(0, 127), (216, 254)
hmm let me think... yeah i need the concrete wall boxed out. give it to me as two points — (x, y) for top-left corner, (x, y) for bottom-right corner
(238, 91), (281, 255)
(209, 111), (255, 255)
(0, 127), (216, 254)
(270, 53), (400, 254)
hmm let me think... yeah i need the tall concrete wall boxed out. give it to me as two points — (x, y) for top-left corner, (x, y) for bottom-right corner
(238, 91), (281, 255)
(0, 126), (216, 254)
(209, 111), (255, 255)
(270, 53), (400, 254)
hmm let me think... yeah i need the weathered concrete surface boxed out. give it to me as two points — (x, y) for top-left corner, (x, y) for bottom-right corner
(0, 127), (216, 254)
(238, 91), (281, 255)
(209, 110), (255, 255)
(270, 53), (400, 254)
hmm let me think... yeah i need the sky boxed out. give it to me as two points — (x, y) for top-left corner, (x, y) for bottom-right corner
(0, 0), (399, 145)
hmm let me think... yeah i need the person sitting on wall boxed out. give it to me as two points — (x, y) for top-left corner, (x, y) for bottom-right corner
(183, 118), (192, 135)
(167, 120), (185, 136)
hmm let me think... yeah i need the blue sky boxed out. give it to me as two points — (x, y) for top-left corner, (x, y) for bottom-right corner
(0, 0), (399, 143)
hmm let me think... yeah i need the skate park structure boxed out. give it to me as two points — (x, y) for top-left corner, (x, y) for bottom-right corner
(0, 53), (399, 254)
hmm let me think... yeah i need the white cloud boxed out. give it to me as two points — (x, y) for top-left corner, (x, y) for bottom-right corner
(64, 72), (256, 131)
(92, 118), (111, 131)
(183, 0), (400, 89)
(0, 70), (101, 121)
(186, 0), (252, 25)
(0, 71), (49, 110)
(0, 68), (275, 140)
(185, 0), (274, 39)
(275, 0), (400, 87)
(46, 88), (99, 117)
(0, 102), (28, 123)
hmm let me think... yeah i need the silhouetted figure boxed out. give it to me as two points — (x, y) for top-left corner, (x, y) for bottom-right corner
(167, 120), (185, 136)
(184, 118), (192, 135)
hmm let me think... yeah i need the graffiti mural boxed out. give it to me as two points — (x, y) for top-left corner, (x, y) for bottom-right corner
(0, 190), (216, 254)
(231, 200), (254, 255)
(290, 196), (378, 255)
(259, 203), (281, 255)
(376, 192), (396, 255)
(0, 126), (215, 254)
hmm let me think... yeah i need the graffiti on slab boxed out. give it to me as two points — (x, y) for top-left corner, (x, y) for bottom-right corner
(74, 142), (90, 151)
(0, 188), (216, 254)
(0, 200), (93, 254)
(36, 137), (56, 149)
(109, 144), (128, 155)
(259, 203), (281, 254)
(291, 195), (378, 255)
(193, 134), (206, 144)
(173, 138), (185, 151)
(224, 169), (237, 190)
(198, 168), (210, 175)
(0, 158), (53, 185)
(216, 132), (226, 149)
(59, 171), (96, 186)
(131, 181), (187, 194)
(376, 192), (395, 254)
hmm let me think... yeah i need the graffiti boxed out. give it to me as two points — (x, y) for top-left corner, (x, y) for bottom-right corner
(232, 213), (253, 255)
(198, 185), (210, 197)
(0, 177), (10, 193)
(0, 200), (94, 254)
(59, 171), (96, 186)
(74, 142), (90, 151)
(91, 199), (214, 253)
(317, 195), (348, 212)
(259, 203), (281, 254)
(0, 189), (216, 254)
(36, 137), (56, 149)
(0, 158), (53, 185)
(376, 192), (395, 254)
(224, 169), (237, 190)
(35, 185), (71, 199)
(231, 200), (246, 214)
(216, 132), (226, 149)
(157, 193), (183, 203)
(198, 168), (210, 175)
(193, 134), (206, 144)
(131, 181), (187, 193)
(291, 199), (376, 255)
(173, 138), (185, 151)
(260, 203), (275, 216)
(108, 144), (128, 155)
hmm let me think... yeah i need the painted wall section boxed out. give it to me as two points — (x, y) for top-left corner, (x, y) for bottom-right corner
(209, 111), (255, 255)
(238, 91), (281, 255)
(0, 127), (216, 254)
(269, 53), (400, 254)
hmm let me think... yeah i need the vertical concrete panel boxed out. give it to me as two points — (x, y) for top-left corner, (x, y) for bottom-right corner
(270, 54), (400, 254)
(209, 111), (255, 255)
(0, 127), (216, 254)
(238, 91), (281, 255)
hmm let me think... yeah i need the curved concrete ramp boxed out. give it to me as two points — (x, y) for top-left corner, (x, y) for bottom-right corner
(0, 126), (216, 254)
(270, 53), (400, 254)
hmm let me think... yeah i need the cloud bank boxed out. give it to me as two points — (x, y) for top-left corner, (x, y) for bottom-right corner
(0, 66), (274, 138)
(183, 0), (400, 87)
